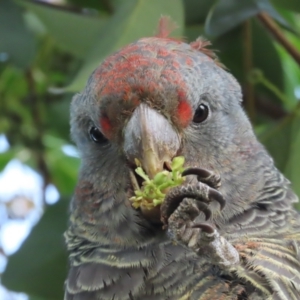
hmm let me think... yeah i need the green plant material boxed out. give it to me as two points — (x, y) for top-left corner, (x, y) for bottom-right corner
(18, 0), (108, 58)
(0, 0), (36, 68)
(205, 0), (291, 37)
(248, 68), (290, 105)
(130, 156), (186, 210)
(65, 0), (184, 91)
(2, 198), (69, 299)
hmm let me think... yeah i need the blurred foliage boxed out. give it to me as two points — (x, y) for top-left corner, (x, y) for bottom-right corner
(0, 0), (300, 299)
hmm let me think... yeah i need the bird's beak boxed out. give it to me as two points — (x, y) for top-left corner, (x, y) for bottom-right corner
(123, 103), (181, 178)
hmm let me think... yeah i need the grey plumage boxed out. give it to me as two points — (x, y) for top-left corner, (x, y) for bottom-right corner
(65, 35), (300, 300)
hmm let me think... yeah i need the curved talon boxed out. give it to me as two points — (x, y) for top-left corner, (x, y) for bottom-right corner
(208, 189), (226, 210)
(182, 168), (212, 179)
(182, 167), (221, 189)
(161, 194), (186, 224)
(191, 222), (215, 234)
(195, 202), (211, 220)
(161, 181), (225, 226)
(161, 200), (212, 225)
(161, 184), (210, 222)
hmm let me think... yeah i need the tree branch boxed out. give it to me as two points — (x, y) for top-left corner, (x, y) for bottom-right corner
(257, 12), (300, 67)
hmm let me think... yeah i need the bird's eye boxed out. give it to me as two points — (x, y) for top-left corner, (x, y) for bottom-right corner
(193, 104), (209, 123)
(89, 126), (108, 144)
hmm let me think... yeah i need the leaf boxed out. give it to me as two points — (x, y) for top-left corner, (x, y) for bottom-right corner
(46, 94), (73, 141)
(2, 198), (69, 300)
(183, 0), (213, 25)
(17, 0), (108, 58)
(205, 0), (290, 37)
(29, 297), (47, 300)
(46, 151), (79, 195)
(184, 24), (205, 44)
(0, 0), (36, 68)
(271, 0), (300, 12)
(260, 113), (300, 210)
(66, 0), (184, 92)
(276, 32), (300, 108)
(260, 118), (292, 172)
(251, 19), (284, 91)
(285, 113), (300, 204)
(213, 19), (283, 92)
(0, 150), (15, 171)
(43, 135), (79, 195)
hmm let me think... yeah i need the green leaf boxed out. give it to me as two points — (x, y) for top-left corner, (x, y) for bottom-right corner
(260, 113), (300, 209)
(17, 0), (108, 58)
(135, 167), (150, 182)
(276, 32), (300, 108)
(171, 156), (185, 171)
(185, 24), (205, 41)
(46, 94), (73, 141)
(0, 0), (36, 68)
(260, 118), (292, 172)
(271, 0), (300, 12)
(251, 19), (284, 93)
(2, 199), (69, 300)
(183, 0), (213, 25)
(29, 297), (47, 300)
(214, 19), (283, 92)
(46, 151), (79, 195)
(66, 0), (184, 92)
(285, 113), (300, 203)
(42, 135), (79, 195)
(0, 150), (15, 171)
(205, 0), (290, 37)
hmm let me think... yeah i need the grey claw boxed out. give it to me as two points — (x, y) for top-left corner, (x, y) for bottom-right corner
(191, 222), (215, 234)
(161, 194), (187, 223)
(182, 167), (221, 189)
(208, 188), (225, 210)
(194, 201), (211, 220)
(182, 168), (212, 179)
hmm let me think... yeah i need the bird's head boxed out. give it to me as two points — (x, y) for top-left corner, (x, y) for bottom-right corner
(69, 30), (265, 245)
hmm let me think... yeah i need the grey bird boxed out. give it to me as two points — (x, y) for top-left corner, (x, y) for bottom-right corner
(64, 27), (300, 300)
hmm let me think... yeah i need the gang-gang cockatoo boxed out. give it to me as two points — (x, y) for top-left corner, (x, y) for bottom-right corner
(64, 20), (300, 300)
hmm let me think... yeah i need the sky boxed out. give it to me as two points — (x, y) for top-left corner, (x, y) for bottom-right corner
(0, 134), (62, 299)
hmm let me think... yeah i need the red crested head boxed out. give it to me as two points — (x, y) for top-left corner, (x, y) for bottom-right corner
(90, 32), (220, 140)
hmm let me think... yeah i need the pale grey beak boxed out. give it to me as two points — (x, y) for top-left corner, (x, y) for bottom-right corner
(123, 103), (181, 178)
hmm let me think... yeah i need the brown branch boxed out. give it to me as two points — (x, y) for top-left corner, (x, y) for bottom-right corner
(255, 95), (287, 119)
(257, 12), (300, 67)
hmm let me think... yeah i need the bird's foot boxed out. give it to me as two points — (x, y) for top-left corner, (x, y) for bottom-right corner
(160, 167), (224, 227)
(160, 167), (239, 267)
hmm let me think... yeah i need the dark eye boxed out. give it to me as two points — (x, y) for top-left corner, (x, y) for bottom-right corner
(89, 126), (108, 144)
(193, 104), (209, 123)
